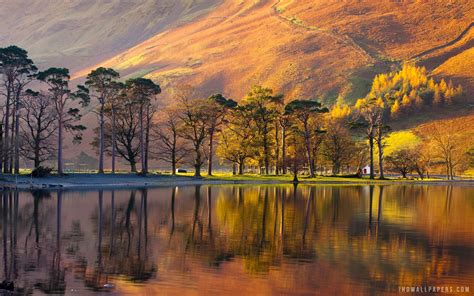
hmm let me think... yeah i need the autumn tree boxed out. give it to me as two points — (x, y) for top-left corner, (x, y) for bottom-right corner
(242, 86), (283, 174)
(410, 146), (432, 179)
(285, 99), (328, 177)
(386, 149), (415, 178)
(216, 102), (257, 175)
(285, 125), (307, 183)
(369, 63), (462, 113)
(82, 67), (120, 174)
(431, 124), (467, 180)
(205, 94), (237, 175)
(36, 67), (88, 175)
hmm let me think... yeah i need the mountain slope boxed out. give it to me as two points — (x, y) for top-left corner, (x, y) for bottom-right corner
(0, 0), (221, 71)
(73, 0), (474, 103)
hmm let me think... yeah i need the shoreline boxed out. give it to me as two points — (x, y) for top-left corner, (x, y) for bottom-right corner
(1, 173), (473, 190)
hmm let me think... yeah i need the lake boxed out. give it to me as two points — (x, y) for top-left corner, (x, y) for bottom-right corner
(0, 185), (473, 295)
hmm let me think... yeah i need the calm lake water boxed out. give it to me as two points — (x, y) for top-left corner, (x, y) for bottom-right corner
(0, 185), (473, 295)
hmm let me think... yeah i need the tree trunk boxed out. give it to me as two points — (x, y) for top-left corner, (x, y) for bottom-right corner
(34, 116), (42, 169)
(130, 161), (137, 173)
(98, 104), (105, 174)
(207, 130), (214, 176)
(3, 85), (11, 174)
(369, 135), (374, 179)
(139, 104), (146, 174)
(281, 126), (287, 174)
(13, 103), (20, 175)
(377, 131), (384, 179)
(194, 147), (202, 177)
(232, 162), (237, 175)
(304, 124), (314, 178)
(292, 161), (299, 183)
(305, 139), (314, 177)
(0, 123), (3, 173)
(14, 84), (22, 174)
(333, 162), (340, 175)
(111, 106), (116, 174)
(9, 105), (15, 174)
(445, 162), (450, 180)
(33, 140), (40, 169)
(238, 158), (244, 175)
(171, 143), (176, 175)
(292, 136), (299, 183)
(263, 132), (269, 175)
(57, 115), (63, 176)
(449, 162), (454, 180)
(275, 121), (280, 174)
(144, 104), (151, 174)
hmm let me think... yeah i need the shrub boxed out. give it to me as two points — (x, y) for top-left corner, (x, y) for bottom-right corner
(31, 166), (53, 178)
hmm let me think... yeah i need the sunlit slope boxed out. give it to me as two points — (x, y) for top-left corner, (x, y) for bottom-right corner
(433, 47), (474, 96)
(74, 0), (365, 100)
(74, 0), (474, 102)
(0, 0), (221, 71)
(277, 0), (474, 59)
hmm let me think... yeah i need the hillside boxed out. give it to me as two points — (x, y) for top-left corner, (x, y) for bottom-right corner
(2, 0), (473, 164)
(0, 0), (221, 71)
(73, 0), (474, 104)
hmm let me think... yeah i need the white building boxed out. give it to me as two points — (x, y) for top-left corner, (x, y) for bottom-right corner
(362, 165), (371, 175)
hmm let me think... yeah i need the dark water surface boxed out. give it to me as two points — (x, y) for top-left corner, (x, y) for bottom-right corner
(0, 185), (473, 295)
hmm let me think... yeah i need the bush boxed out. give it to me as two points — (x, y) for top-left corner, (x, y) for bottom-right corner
(31, 166), (53, 178)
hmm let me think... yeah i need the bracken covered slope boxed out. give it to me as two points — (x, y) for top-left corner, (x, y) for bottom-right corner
(0, 0), (221, 71)
(73, 0), (474, 103)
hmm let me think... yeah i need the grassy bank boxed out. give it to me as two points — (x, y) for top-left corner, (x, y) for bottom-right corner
(181, 172), (448, 183)
(1, 172), (472, 190)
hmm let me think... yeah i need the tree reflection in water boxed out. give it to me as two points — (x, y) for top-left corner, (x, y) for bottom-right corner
(0, 185), (472, 294)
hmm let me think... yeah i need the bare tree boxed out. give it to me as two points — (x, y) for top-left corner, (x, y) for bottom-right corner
(106, 94), (140, 172)
(151, 109), (188, 174)
(20, 90), (57, 169)
(386, 149), (415, 178)
(431, 124), (466, 180)
(175, 86), (209, 177)
(322, 122), (355, 175)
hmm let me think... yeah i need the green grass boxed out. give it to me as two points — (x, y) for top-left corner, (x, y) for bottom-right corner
(179, 172), (444, 183)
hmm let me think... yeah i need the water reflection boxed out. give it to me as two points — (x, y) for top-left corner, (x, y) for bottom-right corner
(0, 185), (473, 295)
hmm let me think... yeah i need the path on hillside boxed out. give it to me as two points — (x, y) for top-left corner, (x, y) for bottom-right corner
(410, 22), (474, 60)
(270, 0), (377, 64)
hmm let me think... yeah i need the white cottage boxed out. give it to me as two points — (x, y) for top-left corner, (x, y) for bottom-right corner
(362, 165), (371, 175)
